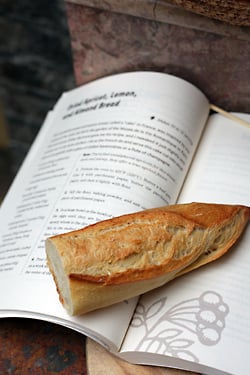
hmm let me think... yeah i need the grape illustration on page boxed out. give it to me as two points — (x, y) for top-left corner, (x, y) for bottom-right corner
(130, 291), (229, 362)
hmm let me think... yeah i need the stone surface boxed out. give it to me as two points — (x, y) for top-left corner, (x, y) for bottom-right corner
(0, 318), (87, 375)
(66, 2), (250, 114)
(0, 0), (75, 181)
(67, 0), (250, 39)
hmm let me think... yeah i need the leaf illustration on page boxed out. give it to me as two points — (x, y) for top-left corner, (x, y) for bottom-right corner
(130, 291), (229, 361)
(141, 327), (197, 361)
(131, 297), (166, 328)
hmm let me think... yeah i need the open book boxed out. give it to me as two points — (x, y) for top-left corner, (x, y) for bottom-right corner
(0, 72), (249, 375)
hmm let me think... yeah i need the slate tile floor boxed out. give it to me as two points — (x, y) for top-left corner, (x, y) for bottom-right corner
(0, 0), (75, 199)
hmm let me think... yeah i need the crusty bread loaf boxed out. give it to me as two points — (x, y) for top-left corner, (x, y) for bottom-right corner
(46, 202), (250, 315)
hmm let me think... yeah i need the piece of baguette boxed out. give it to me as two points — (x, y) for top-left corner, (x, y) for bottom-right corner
(46, 202), (250, 315)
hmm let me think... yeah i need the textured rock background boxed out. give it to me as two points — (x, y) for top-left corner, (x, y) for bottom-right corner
(0, 0), (75, 195)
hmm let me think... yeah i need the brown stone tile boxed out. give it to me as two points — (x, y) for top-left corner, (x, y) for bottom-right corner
(0, 318), (87, 375)
(66, 3), (250, 112)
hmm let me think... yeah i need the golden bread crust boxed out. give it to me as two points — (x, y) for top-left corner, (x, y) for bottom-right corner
(46, 202), (250, 315)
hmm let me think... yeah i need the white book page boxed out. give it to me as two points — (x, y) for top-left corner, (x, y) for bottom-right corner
(178, 113), (250, 206)
(121, 113), (250, 374)
(0, 72), (209, 350)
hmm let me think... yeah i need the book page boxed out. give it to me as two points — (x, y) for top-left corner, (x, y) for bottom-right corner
(0, 72), (209, 350)
(121, 113), (250, 374)
(178, 113), (250, 206)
